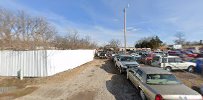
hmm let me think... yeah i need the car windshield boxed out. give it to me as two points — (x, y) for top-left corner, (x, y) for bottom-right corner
(120, 56), (136, 61)
(146, 74), (181, 85)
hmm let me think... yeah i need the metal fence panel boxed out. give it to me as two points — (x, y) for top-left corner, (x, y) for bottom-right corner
(0, 50), (47, 77)
(0, 50), (94, 77)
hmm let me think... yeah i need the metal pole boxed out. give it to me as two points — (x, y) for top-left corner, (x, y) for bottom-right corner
(124, 8), (127, 54)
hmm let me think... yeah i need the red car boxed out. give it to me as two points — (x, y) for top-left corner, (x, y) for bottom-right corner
(183, 51), (197, 58)
(195, 53), (203, 58)
(140, 53), (155, 65)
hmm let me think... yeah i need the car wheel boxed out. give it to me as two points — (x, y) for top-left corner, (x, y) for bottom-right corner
(140, 90), (146, 100)
(165, 66), (172, 72)
(188, 66), (194, 73)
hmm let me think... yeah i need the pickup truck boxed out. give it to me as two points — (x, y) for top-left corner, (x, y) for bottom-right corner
(115, 55), (139, 74)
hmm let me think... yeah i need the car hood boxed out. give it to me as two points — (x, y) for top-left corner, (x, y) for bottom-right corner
(149, 84), (200, 95)
(121, 61), (139, 65)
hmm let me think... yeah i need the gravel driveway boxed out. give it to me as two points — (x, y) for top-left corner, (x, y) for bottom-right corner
(16, 59), (141, 100)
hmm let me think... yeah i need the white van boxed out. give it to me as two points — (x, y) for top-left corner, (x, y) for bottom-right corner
(151, 56), (196, 72)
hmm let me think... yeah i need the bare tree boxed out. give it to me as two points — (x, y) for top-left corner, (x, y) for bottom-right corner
(0, 8), (96, 50)
(0, 8), (56, 50)
(174, 32), (185, 45)
(105, 39), (121, 51)
(108, 39), (121, 48)
(0, 8), (15, 49)
(54, 32), (97, 50)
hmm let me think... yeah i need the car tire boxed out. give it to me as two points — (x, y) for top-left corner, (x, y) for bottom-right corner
(140, 89), (147, 100)
(165, 66), (172, 72)
(188, 66), (194, 73)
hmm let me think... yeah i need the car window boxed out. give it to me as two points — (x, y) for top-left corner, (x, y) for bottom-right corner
(120, 56), (135, 61)
(136, 69), (144, 81)
(168, 58), (175, 63)
(162, 58), (167, 63)
(146, 74), (181, 85)
(175, 58), (182, 62)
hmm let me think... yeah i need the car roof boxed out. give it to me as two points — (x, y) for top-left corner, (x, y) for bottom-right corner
(137, 67), (172, 74)
(165, 56), (179, 58)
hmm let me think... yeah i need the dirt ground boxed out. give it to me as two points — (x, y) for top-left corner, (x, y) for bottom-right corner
(173, 71), (203, 93)
(0, 59), (202, 100)
(4, 59), (141, 100)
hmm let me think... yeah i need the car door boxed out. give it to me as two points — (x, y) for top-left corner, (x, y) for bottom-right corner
(168, 58), (178, 69)
(134, 70), (152, 98)
(175, 58), (188, 69)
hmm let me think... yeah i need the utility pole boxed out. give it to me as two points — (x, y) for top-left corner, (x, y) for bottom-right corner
(124, 8), (127, 54)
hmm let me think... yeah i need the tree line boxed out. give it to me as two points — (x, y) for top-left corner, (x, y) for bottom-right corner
(0, 8), (97, 50)
(135, 36), (163, 49)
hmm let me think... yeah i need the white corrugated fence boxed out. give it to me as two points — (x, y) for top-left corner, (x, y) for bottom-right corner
(0, 50), (95, 77)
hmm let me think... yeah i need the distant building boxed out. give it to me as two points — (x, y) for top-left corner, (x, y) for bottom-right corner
(168, 45), (182, 49)
(119, 47), (151, 51)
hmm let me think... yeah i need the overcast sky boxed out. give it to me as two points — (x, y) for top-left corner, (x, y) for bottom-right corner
(0, 0), (203, 46)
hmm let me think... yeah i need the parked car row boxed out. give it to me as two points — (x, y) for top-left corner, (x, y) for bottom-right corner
(124, 49), (203, 73)
(95, 50), (117, 59)
(111, 53), (202, 100)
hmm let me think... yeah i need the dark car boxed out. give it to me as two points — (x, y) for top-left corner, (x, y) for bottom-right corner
(168, 50), (182, 56)
(181, 51), (197, 58)
(98, 51), (106, 59)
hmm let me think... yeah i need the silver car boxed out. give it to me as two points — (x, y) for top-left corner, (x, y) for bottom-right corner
(115, 55), (139, 74)
(127, 67), (202, 100)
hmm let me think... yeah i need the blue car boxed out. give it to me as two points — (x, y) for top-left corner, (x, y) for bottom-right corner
(195, 58), (203, 73)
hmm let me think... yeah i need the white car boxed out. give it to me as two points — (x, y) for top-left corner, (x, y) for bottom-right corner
(151, 56), (196, 72)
